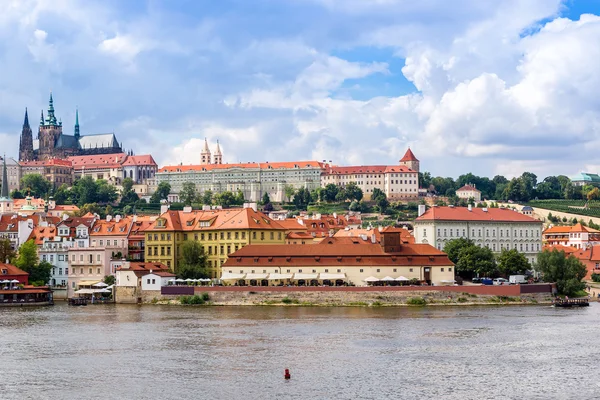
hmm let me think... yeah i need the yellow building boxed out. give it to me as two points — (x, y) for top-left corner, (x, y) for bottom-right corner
(144, 206), (286, 277)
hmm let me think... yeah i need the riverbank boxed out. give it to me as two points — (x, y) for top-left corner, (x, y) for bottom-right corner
(146, 289), (555, 307)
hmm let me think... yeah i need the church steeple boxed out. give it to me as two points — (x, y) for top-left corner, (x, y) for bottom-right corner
(40, 110), (44, 125)
(46, 92), (58, 126)
(19, 108), (34, 162)
(74, 108), (80, 138)
(200, 138), (212, 165)
(213, 140), (222, 164)
(1, 155), (9, 199)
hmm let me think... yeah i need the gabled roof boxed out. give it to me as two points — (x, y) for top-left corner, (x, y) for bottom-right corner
(158, 161), (324, 173)
(78, 133), (120, 149)
(121, 155), (157, 167)
(0, 263), (28, 276)
(543, 223), (600, 235)
(416, 206), (541, 223)
(571, 172), (600, 183)
(55, 134), (80, 149)
(325, 165), (415, 175)
(146, 208), (287, 232)
(67, 153), (127, 169)
(400, 148), (419, 162)
(28, 226), (57, 245)
(90, 217), (133, 236)
(0, 214), (41, 232)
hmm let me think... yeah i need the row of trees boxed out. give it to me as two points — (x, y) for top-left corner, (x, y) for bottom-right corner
(421, 171), (592, 202)
(445, 238), (587, 296)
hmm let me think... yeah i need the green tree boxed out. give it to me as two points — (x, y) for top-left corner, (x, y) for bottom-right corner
(456, 245), (497, 277)
(321, 184), (339, 203)
(10, 189), (24, 199)
(536, 248), (587, 296)
(419, 171), (432, 189)
(20, 174), (51, 198)
(345, 182), (363, 202)
(214, 191), (237, 207)
(200, 190), (213, 205)
(178, 241), (209, 279)
(293, 187), (312, 210)
(587, 187), (600, 200)
(262, 192), (271, 205)
(150, 182), (171, 203)
(53, 184), (70, 205)
(371, 188), (389, 212)
(96, 180), (118, 204)
(180, 182), (197, 206)
(431, 176), (456, 195)
(103, 275), (116, 286)
(15, 240), (52, 285)
(0, 239), (16, 263)
(119, 178), (139, 206)
(75, 203), (104, 218)
(335, 187), (347, 202)
(443, 238), (474, 264)
(234, 190), (245, 205)
(497, 248), (531, 277)
(284, 185), (296, 203)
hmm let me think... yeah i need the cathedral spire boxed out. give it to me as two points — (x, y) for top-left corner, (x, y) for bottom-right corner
(1, 154), (9, 199)
(40, 110), (44, 125)
(74, 108), (80, 138)
(23, 108), (30, 129)
(46, 92), (57, 125)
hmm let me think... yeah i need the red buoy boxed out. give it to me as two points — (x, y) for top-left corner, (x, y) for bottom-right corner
(284, 369), (291, 380)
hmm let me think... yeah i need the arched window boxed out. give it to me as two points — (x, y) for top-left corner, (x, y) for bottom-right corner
(129, 170), (133, 179)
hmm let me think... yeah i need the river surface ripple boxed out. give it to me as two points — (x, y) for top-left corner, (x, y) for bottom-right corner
(0, 303), (598, 400)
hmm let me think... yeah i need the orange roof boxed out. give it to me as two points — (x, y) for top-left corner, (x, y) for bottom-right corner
(333, 227), (414, 244)
(117, 262), (169, 272)
(147, 208), (287, 232)
(28, 226), (57, 245)
(159, 161), (324, 173)
(13, 198), (45, 209)
(400, 148), (419, 162)
(287, 232), (314, 239)
(224, 242), (451, 268)
(52, 205), (79, 212)
(19, 160), (45, 167)
(67, 153), (127, 169)
(542, 244), (578, 254)
(416, 206), (541, 223)
(456, 184), (480, 192)
(45, 159), (72, 167)
(128, 216), (155, 239)
(277, 219), (309, 232)
(0, 263), (28, 276)
(0, 214), (41, 232)
(324, 165), (415, 175)
(121, 155), (157, 166)
(90, 217), (133, 236)
(543, 223), (600, 235)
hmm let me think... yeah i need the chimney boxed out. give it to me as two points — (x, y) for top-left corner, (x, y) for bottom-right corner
(371, 234), (376, 244)
(183, 206), (192, 213)
(202, 205), (211, 211)
(482, 208), (488, 212)
(468, 204), (472, 212)
(418, 204), (426, 217)
(106, 215), (112, 222)
(115, 215), (122, 222)
(62, 214), (69, 221)
(378, 226), (383, 232)
(160, 204), (170, 215)
(333, 212), (337, 219)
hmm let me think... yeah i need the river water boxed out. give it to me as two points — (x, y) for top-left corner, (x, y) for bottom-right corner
(0, 303), (598, 400)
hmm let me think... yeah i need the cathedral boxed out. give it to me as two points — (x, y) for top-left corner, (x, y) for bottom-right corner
(19, 93), (123, 161)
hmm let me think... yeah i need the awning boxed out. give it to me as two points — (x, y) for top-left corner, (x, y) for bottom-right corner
(396, 276), (410, 281)
(363, 276), (379, 282)
(267, 273), (293, 280)
(319, 273), (346, 280)
(77, 280), (101, 287)
(381, 276), (395, 281)
(245, 273), (269, 280)
(440, 280), (456, 284)
(293, 273), (319, 280)
(221, 273), (246, 280)
(92, 282), (108, 287)
(74, 288), (108, 294)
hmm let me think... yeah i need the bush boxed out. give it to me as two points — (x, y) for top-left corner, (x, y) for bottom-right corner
(179, 295), (205, 305)
(281, 297), (299, 304)
(592, 273), (600, 283)
(457, 297), (468, 303)
(201, 292), (210, 301)
(406, 297), (426, 306)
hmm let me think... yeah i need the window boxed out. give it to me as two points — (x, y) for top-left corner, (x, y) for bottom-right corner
(423, 229), (427, 237)
(114, 240), (117, 246)
(65, 268), (68, 275)
(227, 232), (231, 240)
(209, 233), (212, 240)
(441, 268), (444, 272)
(450, 229), (453, 237)
(220, 246), (224, 255)
(161, 247), (165, 256)
(227, 245), (231, 254)
(80, 268), (83, 274)
(99, 240), (104, 246)
(97, 255), (101, 262)
(376, 269), (380, 273)
(252, 232), (256, 240)
(201, 233), (205, 241)
(393, 269), (397, 272)
(152, 279), (156, 284)
(449, 268), (452, 272)
(167, 247), (171, 256)
(409, 268), (413, 272)
(147, 279), (151, 284)
(167, 234), (171, 241)
(360, 269), (363, 273)
(444, 229), (447, 237)
(242, 232), (246, 240)
(161, 234), (165, 241)
(80, 255), (83, 262)
(260, 232), (265, 240)
(89, 268), (92, 274)
(220, 232), (224, 240)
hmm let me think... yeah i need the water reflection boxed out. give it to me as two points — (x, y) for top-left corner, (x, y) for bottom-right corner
(0, 303), (598, 400)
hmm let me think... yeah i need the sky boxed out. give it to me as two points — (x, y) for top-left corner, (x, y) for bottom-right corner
(1, 0), (600, 179)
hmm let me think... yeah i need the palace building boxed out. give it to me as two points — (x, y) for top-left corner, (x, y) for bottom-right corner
(19, 93), (123, 162)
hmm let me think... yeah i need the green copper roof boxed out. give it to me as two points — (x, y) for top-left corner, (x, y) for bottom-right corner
(45, 92), (58, 126)
(571, 172), (600, 183)
(74, 108), (80, 138)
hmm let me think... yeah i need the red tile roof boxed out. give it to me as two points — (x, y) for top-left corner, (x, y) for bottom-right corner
(146, 271), (176, 277)
(324, 165), (415, 175)
(159, 161), (324, 173)
(0, 214), (41, 232)
(28, 226), (57, 245)
(456, 184), (480, 193)
(416, 206), (541, 223)
(543, 223), (600, 235)
(0, 263), (28, 277)
(121, 155), (157, 167)
(224, 242), (452, 267)
(45, 159), (73, 167)
(400, 148), (419, 162)
(90, 217), (133, 236)
(67, 153), (127, 169)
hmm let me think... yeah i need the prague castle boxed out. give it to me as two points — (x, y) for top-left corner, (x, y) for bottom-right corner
(19, 93), (123, 162)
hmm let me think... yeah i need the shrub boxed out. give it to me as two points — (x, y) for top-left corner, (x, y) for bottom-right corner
(281, 297), (299, 304)
(371, 301), (383, 307)
(179, 295), (205, 305)
(406, 297), (426, 306)
(457, 297), (468, 303)
(592, 273), (600, 283)
(201, 292), (210, 301)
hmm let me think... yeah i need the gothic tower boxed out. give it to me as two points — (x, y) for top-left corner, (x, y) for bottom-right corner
(74, 108), (80, 139)
(19, 108), (34, 161)
(201, 138), (211, 165)
(37, 92), (63, 160)
(213, 140), (222, 164)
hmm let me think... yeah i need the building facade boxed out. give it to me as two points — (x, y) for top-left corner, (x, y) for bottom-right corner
(0, 156), (21, 194)
(456, 184), (482, 202)
(222, 230), (454, 286)
(413, 205), (543, 264)
(19, 94), (123, 162)
(144, 206), (287, 277)
(542, 223), (600, 249)
(321, 149), (420, 201)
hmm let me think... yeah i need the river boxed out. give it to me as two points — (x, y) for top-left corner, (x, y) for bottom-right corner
(0, 303), (598, 400)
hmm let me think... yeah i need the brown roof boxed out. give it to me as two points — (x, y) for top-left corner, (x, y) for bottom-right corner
(334, 227), (414, 244)
(416, 206), (541, 223)
(128, 216), (155, 239)
(0, 263), (28, 276)
(542, 245), (578, 254)
(117, 262), (170, 272)
(28, 226), (57, 245)
(0, 214), (41, 232)
(68, 153), (127, 169)
(324, 165), (415, 175)
(277, 219), (309, 232)
(543, 223), (600, 235)
(121, 155), (157, 167)
(224, 242), (452, 267)
(400, 148), (419, 162)
(147, 208), (287, 232)
(145, 271), (176, 277)
(456, 184), (480, 193)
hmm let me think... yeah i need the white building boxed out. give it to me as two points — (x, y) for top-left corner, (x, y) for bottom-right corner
(456, 184), (482, 202)
(413, 205), (543, 264)
(141, 271), (175, 291)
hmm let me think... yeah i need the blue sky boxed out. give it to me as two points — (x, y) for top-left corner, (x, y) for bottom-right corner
(1, 0), (600, 179)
